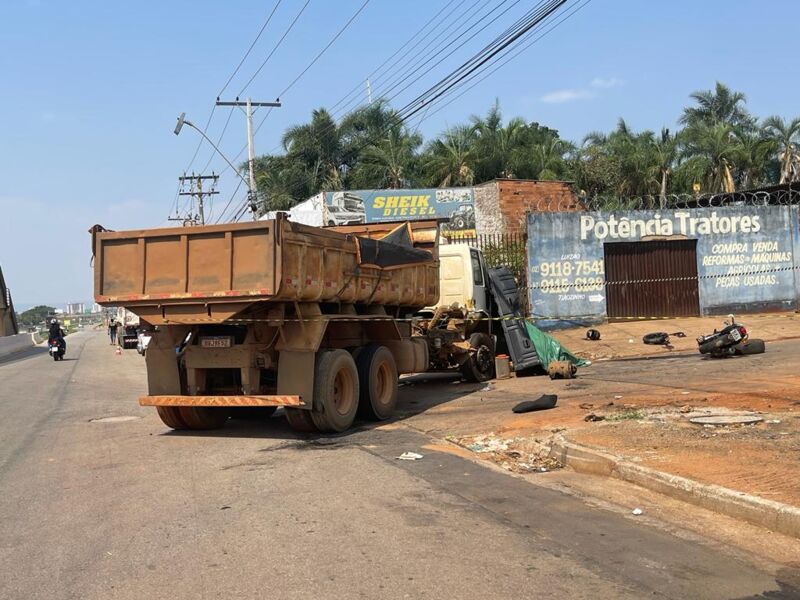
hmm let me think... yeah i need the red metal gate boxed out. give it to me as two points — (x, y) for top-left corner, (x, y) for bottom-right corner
(604, 240), (700, 319)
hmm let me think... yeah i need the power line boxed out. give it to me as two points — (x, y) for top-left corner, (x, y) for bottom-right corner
(237, 0), (311, 97)
(218, 0), (284, 97)
(224, 0), (585, 218)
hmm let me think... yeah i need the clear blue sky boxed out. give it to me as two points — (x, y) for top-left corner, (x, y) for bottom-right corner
(2, 0), (798, 308)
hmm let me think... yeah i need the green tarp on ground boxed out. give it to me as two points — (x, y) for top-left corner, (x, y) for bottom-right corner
(524, 321), (589, 370)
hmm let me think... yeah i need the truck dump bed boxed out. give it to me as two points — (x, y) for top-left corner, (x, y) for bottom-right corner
(93, 215), (439, 324)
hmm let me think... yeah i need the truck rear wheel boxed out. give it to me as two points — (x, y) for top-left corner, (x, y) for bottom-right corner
(156, 406), (188, 430)
(355, 345), (398, 420)
(460, 333), (495, 383)
(177, 407), (229, 430)
(285, 408), (318, 433)
(310, 349), (360, 433)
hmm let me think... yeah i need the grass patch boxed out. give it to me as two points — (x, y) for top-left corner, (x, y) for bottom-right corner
(606, 409), (645, 422)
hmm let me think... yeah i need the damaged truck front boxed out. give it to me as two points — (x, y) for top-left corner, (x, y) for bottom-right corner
(93, 215), (443, 433)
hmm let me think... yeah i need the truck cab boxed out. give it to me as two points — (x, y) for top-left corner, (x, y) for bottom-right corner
(435, 244), (490, 316)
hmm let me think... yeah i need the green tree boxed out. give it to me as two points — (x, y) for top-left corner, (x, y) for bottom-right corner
(679, 82), (754, 130)
(422, 125), (477, 187)
(762, 115), (800, 183)
(17, 305), (55, 329)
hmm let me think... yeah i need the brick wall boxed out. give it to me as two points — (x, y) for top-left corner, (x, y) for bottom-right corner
(474, 179), (582, 235)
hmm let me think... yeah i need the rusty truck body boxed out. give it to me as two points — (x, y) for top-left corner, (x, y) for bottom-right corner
(93, 215), (494, 433)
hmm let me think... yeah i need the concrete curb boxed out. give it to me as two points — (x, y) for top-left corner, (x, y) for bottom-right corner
(549, 436), (800, 539)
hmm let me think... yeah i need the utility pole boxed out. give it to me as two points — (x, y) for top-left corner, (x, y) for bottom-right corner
(171, 173), (219, 226)
(215, 97), (281, 219)
(366, 78), (372, 104)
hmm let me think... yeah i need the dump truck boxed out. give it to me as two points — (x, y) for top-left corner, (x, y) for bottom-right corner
(92, 215), (497, 433)
(115, 307), (140, 349)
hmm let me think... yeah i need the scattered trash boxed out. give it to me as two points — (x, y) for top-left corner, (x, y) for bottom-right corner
(396, 452), (424, 461)
(466, 436), (509, 453)
(579, 402), (594, 410)
(614, 395), (623, 400)
(481, 383), (495, 392)
(766, 419), (782, 424)
(512, 394), (558, 414)
(584, 413), (605, 422)
(681, 391), (690, 395)
(220, 506), (231, 510)
(679, 405), (692, 413)
(548, 360), (577, 380)
(671, 331), (687, 338)
(642, 332), (670, 345)
(628, 338), (635, 344)
(632, 508), (643, 516)
(689, 415), (763, 426)
(586, 328), (601, 341)
(494, 355), (511, 379)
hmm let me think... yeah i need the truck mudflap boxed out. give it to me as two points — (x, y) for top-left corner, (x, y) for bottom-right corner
(139, 395), (305, 408)
(486, 266), (541, 373)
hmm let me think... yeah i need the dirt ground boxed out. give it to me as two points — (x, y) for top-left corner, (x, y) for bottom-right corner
(398, 314), (800, 507)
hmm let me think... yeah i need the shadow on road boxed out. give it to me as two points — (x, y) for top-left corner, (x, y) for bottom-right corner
(158, 371), (489, 440)
(0, 346), (48, 366)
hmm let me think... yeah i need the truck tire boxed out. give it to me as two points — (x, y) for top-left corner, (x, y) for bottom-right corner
(285, 408), (318, 433)
(460, 333), (495, 383)
(310, 349), (360, 433)
(177, 407), (229, 430)
(355, 345), (398, 421)
(156, 406), (188, 430)
(734, 338), (766, 355)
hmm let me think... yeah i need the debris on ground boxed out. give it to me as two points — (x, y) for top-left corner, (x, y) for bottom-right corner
(452, 433), (562, 474)
(579, 402), (594, 410)
(688, 415), (763, 426)
(481, 383), (495, 391)
(584, 413), (605, 422)
(548, 360), (577, 379)
(586, 328), (601, 341)
(632, 508), (643, 516)
(643, 332), (670, 345)
(396, 452), (424, 461)
(512, 394), (558, 414)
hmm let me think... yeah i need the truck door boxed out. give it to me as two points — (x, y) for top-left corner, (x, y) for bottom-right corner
(469, 248), (489, 315)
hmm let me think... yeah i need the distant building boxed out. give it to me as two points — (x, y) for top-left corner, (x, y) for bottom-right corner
(65, 302), (85, 315)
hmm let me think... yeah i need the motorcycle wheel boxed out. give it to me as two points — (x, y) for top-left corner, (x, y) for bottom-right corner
(734, 339), (765, 355)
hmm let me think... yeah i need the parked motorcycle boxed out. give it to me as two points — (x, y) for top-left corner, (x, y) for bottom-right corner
(697, 315), (765, 358)
(48, 337), (66, 361)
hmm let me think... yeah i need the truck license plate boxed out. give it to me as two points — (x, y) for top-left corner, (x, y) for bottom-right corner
(200, 336), (232, 348)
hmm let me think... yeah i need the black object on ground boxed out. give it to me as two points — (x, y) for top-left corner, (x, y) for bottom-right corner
(670, 331), (687, 338)
(586, 329), (601, 341)
(486, 267), (541, 373)
(643, 332), (670, 345)
(512, 394), (557, 413)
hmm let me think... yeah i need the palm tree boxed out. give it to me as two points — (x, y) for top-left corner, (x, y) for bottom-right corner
(736, 129), (775, 189)
(650, 128), (679, 206)
(680, 82), (754, 130)
(352, 125), (422, 189)
(679, 123), (741, 193)
(762, 115), (800, 183)
(470, 103), (526, 179)
(423, 125), (477, 187)
(282, 108), (344, 190)
(523, 138), (574, 180)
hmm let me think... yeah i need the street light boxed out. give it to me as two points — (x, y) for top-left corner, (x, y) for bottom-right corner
(173, 113), (255, 211)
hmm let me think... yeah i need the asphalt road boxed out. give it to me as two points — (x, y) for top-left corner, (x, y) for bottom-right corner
(0, 331), (797, 599)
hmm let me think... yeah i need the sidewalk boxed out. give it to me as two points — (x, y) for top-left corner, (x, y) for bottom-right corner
(550, 312), (800, 361)
(399, 325), (800, 537)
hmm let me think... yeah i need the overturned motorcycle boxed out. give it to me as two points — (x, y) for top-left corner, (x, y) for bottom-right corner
(697, 315), (765, 358)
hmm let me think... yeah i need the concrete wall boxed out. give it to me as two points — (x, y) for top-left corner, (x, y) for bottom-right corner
(474, 179), (581, 235)
(0, 333), (35, 359)
(527, 206), (800, 323)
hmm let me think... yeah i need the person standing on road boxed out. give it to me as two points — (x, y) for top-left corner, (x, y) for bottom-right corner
(108, 319), (119, 345)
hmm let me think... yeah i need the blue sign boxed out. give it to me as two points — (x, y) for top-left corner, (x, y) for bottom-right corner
(323, 188), (475, 236)
(527, 206), (800, 323)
